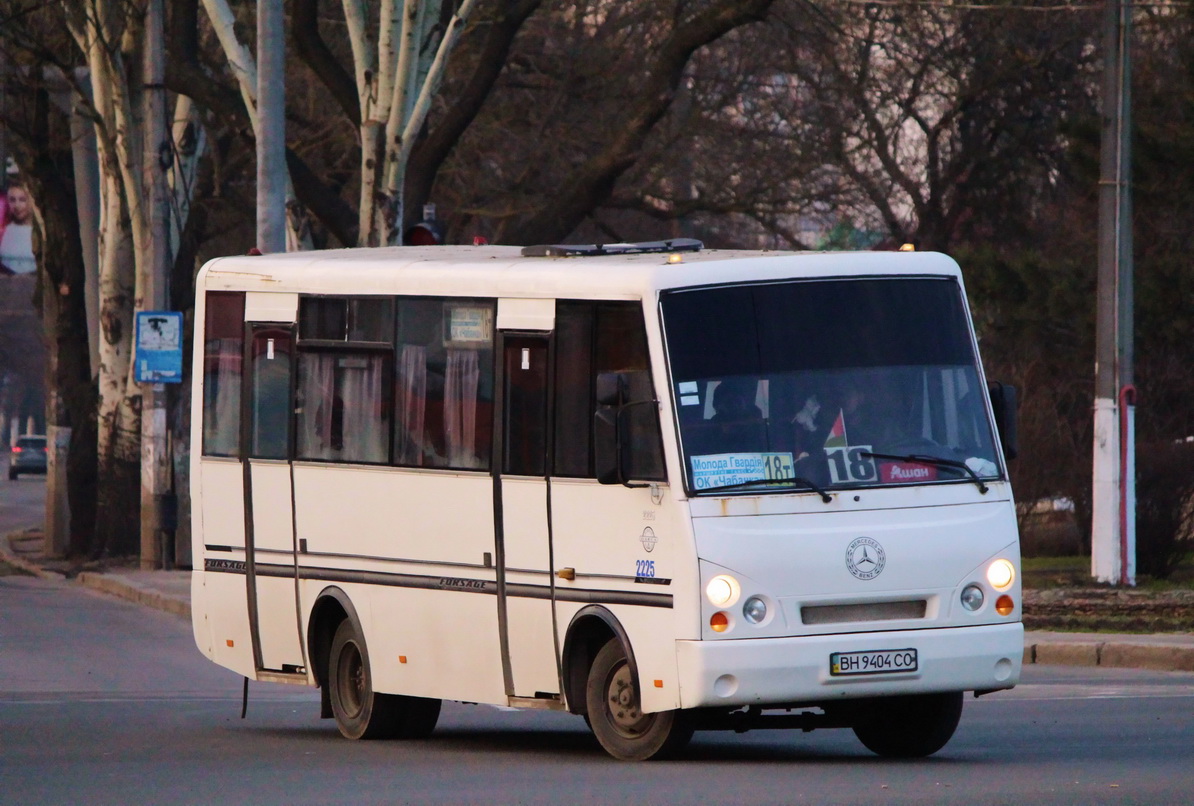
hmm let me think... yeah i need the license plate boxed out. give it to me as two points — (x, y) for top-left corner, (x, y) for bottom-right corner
(830, 648), (918, 676)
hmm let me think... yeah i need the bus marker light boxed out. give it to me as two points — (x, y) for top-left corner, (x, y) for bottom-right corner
(987, 559), (1015, 591)
(995, 595), (1015, 616)
(743, 596), (767, 624)
(654, 680), (663, 688)
(399, 656), (407, 664)
(960, 584), (984, 611)
(226, 639), (234, 647)
(710, 612), (730, 632)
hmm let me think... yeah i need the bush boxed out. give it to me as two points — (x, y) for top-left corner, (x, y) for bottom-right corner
(1136, 441), (1194, 579)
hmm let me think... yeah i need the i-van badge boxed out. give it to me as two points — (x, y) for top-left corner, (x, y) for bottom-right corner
(639, 527), (658, 553)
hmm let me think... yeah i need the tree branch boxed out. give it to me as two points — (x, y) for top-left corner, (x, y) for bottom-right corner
(502, 0), (775, 244)
(292, 0), (361, 126)
(405, 0), (542, 227)
(286, 147), (358, 246)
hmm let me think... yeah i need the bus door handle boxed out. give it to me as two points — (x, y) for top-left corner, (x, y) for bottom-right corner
(556, 567), (576, 581)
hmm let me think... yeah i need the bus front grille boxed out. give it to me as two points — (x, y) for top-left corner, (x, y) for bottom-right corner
(800, 600), (927, 625)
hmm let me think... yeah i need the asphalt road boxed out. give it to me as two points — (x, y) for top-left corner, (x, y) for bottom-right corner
(2, 571), (1193, 806)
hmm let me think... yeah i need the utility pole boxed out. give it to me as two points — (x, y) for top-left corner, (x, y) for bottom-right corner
(257, 0), (286, 253)
(141, 0), (173, 569)
(1092, 0), (1135, 584)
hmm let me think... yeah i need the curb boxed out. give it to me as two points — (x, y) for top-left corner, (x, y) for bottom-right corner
(1024, 639), (1194, 673)
(75, 571), (191, 620)
(2, 531), (190, 619)
(0, 541), (60, 581)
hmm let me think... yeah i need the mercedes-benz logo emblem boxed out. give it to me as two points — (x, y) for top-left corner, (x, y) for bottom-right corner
(845, 537), (885, 580)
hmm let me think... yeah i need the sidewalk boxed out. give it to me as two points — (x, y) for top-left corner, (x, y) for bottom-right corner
(2, 528), (191, 619)
(4, 528), (1194, 673)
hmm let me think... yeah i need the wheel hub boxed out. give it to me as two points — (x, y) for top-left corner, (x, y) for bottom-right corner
(606, 663), (650, 736)
(338, 642), (365, 717)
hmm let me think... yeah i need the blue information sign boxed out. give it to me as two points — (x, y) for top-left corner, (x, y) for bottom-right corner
(135, 311), (184, 383)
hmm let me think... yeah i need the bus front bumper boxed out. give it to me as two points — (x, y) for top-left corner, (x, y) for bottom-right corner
(674, 622), (1023, 710)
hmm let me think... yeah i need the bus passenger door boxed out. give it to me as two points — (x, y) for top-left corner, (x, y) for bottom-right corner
(496, 333), (560, 699)
(244, 324), (304, 673)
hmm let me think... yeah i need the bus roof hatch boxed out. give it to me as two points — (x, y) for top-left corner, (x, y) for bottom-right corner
(520, 238), (703, 258)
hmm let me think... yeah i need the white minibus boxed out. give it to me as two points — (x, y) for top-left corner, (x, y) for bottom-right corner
(190, 240), (1022, 760)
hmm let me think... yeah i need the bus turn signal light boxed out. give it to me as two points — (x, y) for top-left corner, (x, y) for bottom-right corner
(995, 595), (1015, 616)
(710, 612), (730, 632)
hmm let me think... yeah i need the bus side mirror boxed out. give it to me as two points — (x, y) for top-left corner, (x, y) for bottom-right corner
(988, 381), (1018, 461)
(595, 371), (630, 485)
(594, 371), (662, 486)
(595, 372), (626, 408)
(594, 405), (620, 484)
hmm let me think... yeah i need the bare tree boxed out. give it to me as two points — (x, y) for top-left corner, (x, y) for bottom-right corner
(61, 0), (151, 555)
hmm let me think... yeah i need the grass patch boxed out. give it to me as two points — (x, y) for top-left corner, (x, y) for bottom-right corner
(1022, 553), (1194, 590)
(1022, 555), (1094, 589)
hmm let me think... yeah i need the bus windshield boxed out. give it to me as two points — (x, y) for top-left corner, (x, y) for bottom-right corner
(661, 277), (1002, 495)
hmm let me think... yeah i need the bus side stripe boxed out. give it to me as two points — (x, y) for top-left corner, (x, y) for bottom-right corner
(204, 559), (673, 609)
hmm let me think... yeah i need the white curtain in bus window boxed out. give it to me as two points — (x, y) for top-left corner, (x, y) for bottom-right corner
(202, 292), (244, 456)
(395, 344), (428, 464)
(296, 352), (388, 464)
(444, 349), (480, 468)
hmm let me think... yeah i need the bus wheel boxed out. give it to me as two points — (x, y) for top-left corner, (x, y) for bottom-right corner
(328, 620), (398, 739)
(851, 692), (964, 758)
(327, 620), (441, 740)
(585, 638), (692, 761)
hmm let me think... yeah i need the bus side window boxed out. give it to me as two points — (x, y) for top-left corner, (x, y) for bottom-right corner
(553, 301), (665, 481)
(250, 329), (293, 459)
(202, 291), (245, 457)
(295, 296), (393, 465)
(295, 351), (390, 464)
(393, 298), (495, 471)
(553, 302), (594, 476)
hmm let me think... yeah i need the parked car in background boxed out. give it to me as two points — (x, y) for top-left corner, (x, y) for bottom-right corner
(9, 435), (47, 479)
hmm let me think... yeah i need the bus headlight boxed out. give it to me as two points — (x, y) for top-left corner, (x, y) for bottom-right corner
(987, 559), (1016, 591)
(960, 584), (985, 611)
(706, 575), (741, 607)
(742, 596), (767, 624)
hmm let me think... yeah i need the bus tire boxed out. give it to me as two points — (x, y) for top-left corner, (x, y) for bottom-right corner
(328, 619), (400, 739)
(585, 638), (692, 761)
(851, 691), (963, 758)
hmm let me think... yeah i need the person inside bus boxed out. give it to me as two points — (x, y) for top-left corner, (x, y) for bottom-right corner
(706, 377), (766, 453)
(790, 373), (890, 460)
(711, 377), (762, 424)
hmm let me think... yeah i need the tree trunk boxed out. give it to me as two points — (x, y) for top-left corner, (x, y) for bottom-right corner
(29, 89), (99, 559)
(93, 166), (140, 557)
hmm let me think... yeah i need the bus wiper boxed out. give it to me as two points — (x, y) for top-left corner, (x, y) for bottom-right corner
(698, 476), (832, 503)
(860, 451), (989, 494)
